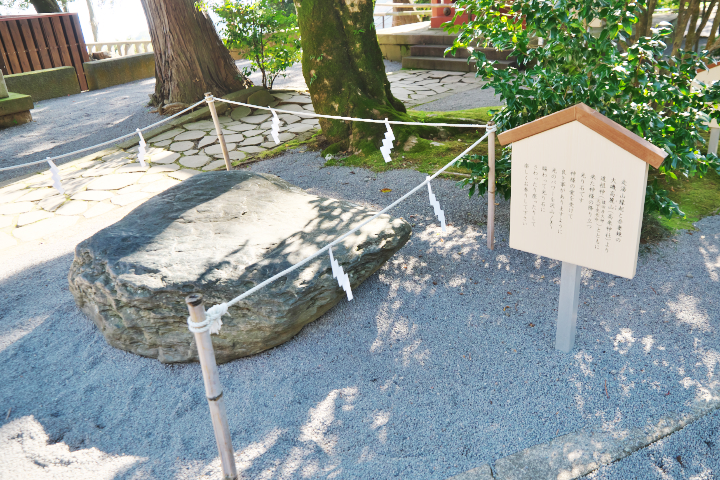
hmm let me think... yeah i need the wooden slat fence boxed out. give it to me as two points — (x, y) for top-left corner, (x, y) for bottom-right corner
(0, 13), (90, 91)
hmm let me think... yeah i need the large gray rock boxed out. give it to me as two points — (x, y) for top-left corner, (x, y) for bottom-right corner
(69, 171), (411, 363)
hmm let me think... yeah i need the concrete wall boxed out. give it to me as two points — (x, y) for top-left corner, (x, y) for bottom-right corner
(83, 52), (155, 91)
(4, 67), (80, 102)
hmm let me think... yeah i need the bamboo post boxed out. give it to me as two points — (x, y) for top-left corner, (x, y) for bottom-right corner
(487, 123), (496, 250)
(205, 92), (232, 171)
(185, 294), (237, 480)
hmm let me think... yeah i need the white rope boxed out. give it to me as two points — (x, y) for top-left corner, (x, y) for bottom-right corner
(380, 118), (395, 163)
(187, 303), (228, 334)
(271, 109), (281, 145)
(3, 94), (487, 174)
(329, 248), (353, 301)
(195, 128), (494, 323)
(46, 158), (64, 194)
(0, 99), (206, 173)
(214, 97), (489, 129)
(427, 177), (446, 232)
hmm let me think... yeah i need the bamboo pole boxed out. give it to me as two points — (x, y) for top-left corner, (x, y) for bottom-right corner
(205, 93), (232, 171)
(487, 124), (496, 250)
(185, 294), (237, 480)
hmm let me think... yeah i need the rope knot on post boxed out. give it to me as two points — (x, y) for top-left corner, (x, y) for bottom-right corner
(187, 302), (228, 334)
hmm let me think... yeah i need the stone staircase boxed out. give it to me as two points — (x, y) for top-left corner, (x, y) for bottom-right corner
(402, 44), (516, 72)
(377, 22), (516, 73)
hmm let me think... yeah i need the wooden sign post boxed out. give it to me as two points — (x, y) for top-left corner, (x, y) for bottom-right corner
(498, 104), (668, 352)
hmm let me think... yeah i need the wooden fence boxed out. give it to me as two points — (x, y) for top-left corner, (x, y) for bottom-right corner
(0, 13), (90, 91)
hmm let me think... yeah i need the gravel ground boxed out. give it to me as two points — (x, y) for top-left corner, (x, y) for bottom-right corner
(1, 144), (719, 479)
(582, 408), (720, 480)
(0, 78), (158, 184)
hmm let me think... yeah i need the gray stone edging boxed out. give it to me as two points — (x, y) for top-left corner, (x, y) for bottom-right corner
(446, 385), (720, 480)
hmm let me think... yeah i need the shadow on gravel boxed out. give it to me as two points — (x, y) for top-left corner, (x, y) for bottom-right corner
(2, 165), (720, 479)
(0, 78), (158, 184)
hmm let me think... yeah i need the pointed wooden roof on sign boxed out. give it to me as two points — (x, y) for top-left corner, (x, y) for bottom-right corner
(497, 103), (668, 168)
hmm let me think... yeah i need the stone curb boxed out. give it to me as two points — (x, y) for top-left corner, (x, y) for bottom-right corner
(445, 384), (720, 480)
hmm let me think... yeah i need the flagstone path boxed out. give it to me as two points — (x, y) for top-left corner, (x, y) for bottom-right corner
(0, 69), (492, 251)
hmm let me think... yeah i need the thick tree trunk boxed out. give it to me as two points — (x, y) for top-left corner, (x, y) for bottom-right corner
(140, 0), (251, 106)
(294, 0), (410, 154)
(393, 0), (421, 27)
(30, 0), (61, 13)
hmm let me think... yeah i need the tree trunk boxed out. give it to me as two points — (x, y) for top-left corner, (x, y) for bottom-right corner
(632, 0), (657, 43)
(673, 0), (701, 55)
(86, 0), (99, 43)
(393, 0), (421, 27)
(30, 0), (61, 13)
(140, 0), (251, 106)
(694, 0), (717, 51)
(706, 2), (720, 47)
(294, 0), (411, 154)
(684, 0), (703, 51)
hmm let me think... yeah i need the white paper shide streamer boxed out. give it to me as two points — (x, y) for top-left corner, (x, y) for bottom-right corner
(46, 158), (64, 194)
(136, 128), (147, 167)
(271, 109), (281, 145)
(379, 118), (395, 163)
(329, 248), (353, 301)
(427, 177), (446, 232)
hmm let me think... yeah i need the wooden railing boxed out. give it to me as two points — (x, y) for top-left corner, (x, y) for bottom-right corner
(0, 12), (90, 90)
(85, 41), (153, 57)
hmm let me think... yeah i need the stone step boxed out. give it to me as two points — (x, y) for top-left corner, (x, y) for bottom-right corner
(401, 56), (516, 72)
(409, 44), (514, 61)
(411, 44), (471, 58)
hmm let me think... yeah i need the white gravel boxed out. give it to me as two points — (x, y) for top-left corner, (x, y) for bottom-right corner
(582, 407), (720, 479)
(0, 78), (158, 183)
(1, 144), (720, 479)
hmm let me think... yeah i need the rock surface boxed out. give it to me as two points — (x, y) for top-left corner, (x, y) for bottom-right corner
(69, 171), (411, 363)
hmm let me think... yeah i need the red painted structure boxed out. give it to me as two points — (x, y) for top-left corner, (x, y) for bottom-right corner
(430, 0), (472, 29)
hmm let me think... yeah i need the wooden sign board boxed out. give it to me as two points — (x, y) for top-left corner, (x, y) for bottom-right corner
(498, 104), (668, 352)
(508, 121), (648, 279)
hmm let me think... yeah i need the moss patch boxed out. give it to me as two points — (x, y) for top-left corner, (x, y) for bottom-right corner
(648, 169), (720, 232)
(409, 107), (497, 124)
(323, 107), (499, 177)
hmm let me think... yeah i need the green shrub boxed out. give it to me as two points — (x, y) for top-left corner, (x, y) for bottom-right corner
(450, 0), (720, 218)
(202, 0), (301, 89)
